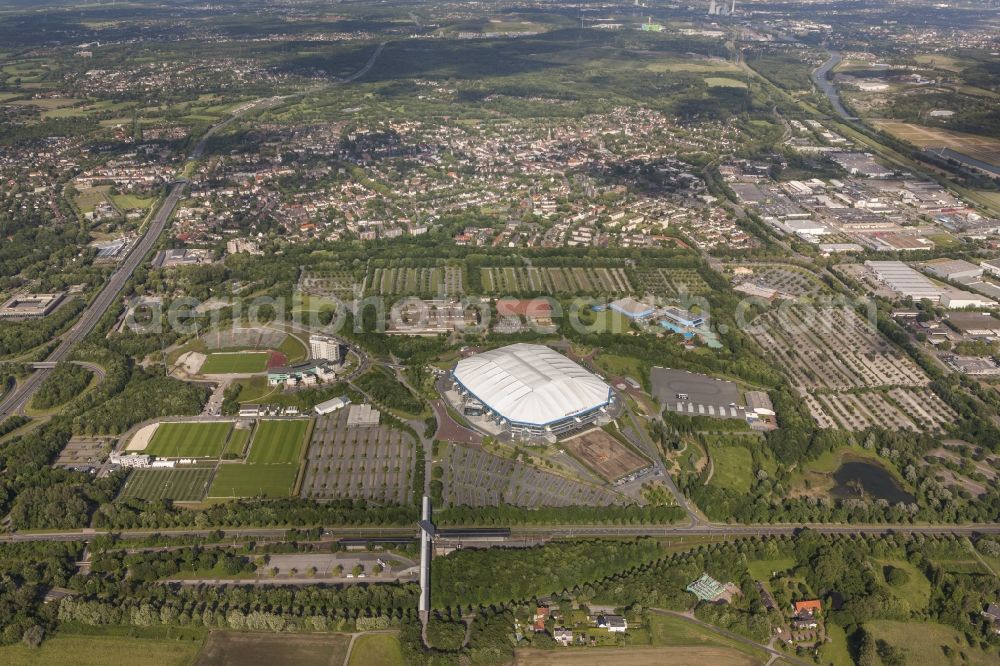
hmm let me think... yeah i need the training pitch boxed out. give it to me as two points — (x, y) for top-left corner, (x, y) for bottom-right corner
(208, 463), (299, 498)
(248, 419), (309, 464)
(144, 421), (234, 458)
(118, 467), (215, 502)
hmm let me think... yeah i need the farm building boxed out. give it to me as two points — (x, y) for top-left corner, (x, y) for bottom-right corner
(451, 343), (613, 441)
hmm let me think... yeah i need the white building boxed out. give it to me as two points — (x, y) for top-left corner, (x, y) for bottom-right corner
(452, 343), (613, 440)
(109, 453), (152, 468)
(315, 395), (351, 416)
(309, 334), (341, 362)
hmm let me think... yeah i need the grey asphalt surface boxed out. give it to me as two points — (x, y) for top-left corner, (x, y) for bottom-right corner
(5, 522), (1000, 544)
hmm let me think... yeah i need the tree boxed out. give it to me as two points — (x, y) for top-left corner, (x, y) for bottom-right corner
(858, 628), (881, 666)
(21, 626), (44, 649)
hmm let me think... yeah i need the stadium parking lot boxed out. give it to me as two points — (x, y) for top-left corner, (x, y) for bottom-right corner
(300, 409), (416, 504)
(443, 444), (624, 507)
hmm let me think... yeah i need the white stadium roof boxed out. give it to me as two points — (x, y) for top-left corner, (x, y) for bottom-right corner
(453, 343), (611, 426)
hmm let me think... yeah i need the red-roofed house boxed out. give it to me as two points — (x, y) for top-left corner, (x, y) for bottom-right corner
(793, 600), (822, 614)
(532, 606), (550, 632)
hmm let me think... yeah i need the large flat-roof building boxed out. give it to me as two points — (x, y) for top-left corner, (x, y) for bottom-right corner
(609, 297), (656, 321)
(865, 260), (943, 302)
(452, 343), (613, 440)
(922, 258), (983, 281)
(0, 292), (65, 319)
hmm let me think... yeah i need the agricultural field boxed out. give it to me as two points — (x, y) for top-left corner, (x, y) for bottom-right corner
(480, 265), (632, 295)
(0, 633), (203, 666)
(442, 444), (625, 507)
(248, 419), (309, 464)
(118, 467), (216, 502)
(199, 352), (270, 374)
(368, 265), (463, 296)
(515, 646), (762, 666)
(871, 119), (1000, 165)
(144, 422), (233, 458)
(647, 612), (768, 661)
(632, 267), (711, 298)
(196, 631), (351, 666)
(751, 306), (954, 432)
(301, 409), (416, 504)
(561, 429), (649, 482)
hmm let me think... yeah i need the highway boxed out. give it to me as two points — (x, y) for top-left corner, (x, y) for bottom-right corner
(0, 43), (390, 421)
(0, 95), (291, 421)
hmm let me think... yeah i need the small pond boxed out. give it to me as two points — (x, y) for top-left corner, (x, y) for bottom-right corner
(830, 460), (915, 504)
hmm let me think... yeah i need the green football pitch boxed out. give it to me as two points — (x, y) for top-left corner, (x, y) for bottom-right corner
(145, 422), (233, 458)
(200, 352), (270, 374)
(248, 419), (309, 464)
(119, 467), (215, 502)
(208, 463), (298, 498)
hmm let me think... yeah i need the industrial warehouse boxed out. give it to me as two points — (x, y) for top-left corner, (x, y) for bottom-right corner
(448, 343), (615, 442)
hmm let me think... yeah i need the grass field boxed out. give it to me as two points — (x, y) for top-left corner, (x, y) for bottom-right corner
(708, 444), (753, 493)
(746, 557), (795, 580)
(196, 631), (351, 666)
(200, 352), (270, 374)
(347, 633), (404, 666)
(112, 193), (155, 210)
(248, 419), (309, 464)
(0, 634), (201, 666)
(145, 422), (233, 458)
(818, 623), (853, 666)
(864, 620), (1000, 666)
(223, 428), (251, 457)
(705, 77), (748, 89)
(118, 468), (215, 502)
(876, 558), (931, 611)
(208, 463), (298, 498)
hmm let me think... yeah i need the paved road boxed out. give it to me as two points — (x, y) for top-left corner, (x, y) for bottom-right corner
(0, 183), (186, 418)
(0, 95), (291, 421)
(5, 521), (1000, 544)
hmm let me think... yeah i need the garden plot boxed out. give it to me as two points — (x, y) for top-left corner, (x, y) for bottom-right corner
(369, 266), (457, 295)
(632, 267), (711, 298)
(299, 270), (359, 300)
(751, 306), (945, 432)
(300, 409), (416, 504)
(480, 266), (632, 295)
(733, 264), (829, 298)
(442, 445), (625, 507)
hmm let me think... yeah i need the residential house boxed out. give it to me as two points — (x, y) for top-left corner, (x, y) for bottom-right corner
(596, 614), (628, 633)
(553, 627), (573, 646)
